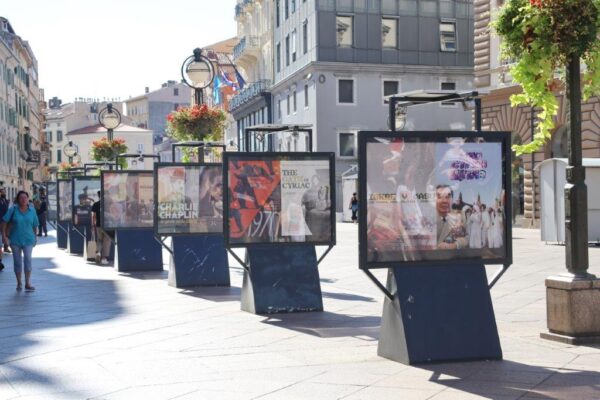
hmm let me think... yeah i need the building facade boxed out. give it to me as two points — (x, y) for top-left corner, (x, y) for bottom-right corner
(0, 17), (46, 199)
(66, 124), (154, 170)
(44, 99), (126, 171)
(230, 0), (274, 148)
(475, 0), (600, 228)
(125, 81), (191, 145)
(267, 0), (474, 210)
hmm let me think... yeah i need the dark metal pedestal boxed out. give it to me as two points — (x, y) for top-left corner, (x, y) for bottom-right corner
(114, 229), (163, 272)
(241, 245), (323, 314)
(57, 221), (69, 249)
(82, 225), (95, 262)
(168, 235), (230, 288)
(67, 225), (84, 255)
(377, 265), (502, 365)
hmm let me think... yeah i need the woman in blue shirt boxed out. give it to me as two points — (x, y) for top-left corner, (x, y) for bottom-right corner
(2, 191), (39, 291)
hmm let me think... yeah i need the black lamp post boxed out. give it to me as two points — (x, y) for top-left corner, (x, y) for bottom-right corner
(564, 56), (590, 278)
(99, 103), (122, 141)
(181, 48), (215, 106)
(63, 141), (78, 164)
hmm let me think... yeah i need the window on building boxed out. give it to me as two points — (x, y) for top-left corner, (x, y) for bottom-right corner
(339, 132), (356, 158)
(292, 30), (297, 62)
(382, 18), (398, 48)
(57, 150), (62, 163)
(383, 80), (400, 102)
(337, 79), (354, 104)
(174, 88), (179, 96)
(276, 43), (281, 72)
(336, 15), (353, 47)
(291, 0), (296, 13)
(303, 20), (308, 54)
(440, 21), (457, 52)
(285, 0), (289, 19)
(48, 151), (52, 164)
(286, 95), (291, 115)
(47, 131), (53, 142)
(57, 130), (63, 142)
(304, 84), (309, 108)
(440, 81), (457, 107)
(276, 0), (281, 27)
(278, 99), (282, 119)
(137, 143), (144, 153)
(285, 35), (290, 66)
(293, 90), (297, 113)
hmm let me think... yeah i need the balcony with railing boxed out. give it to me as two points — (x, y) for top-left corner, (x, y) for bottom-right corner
(229, 79), (271, 112)
(233, 36), (260, 61)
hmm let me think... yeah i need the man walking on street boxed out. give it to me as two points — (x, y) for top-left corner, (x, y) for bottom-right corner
(91, 191), (111, 265)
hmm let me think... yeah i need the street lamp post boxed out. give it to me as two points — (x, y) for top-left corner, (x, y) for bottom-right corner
(181, 48), (215, 106)
(98, 103), (122, 141)
(63, 141), (78, 164)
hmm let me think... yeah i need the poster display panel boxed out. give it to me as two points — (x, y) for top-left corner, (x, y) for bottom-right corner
(58, 179), (72, 223)
(359, 131), (512, 268)
(72, 177), (101, 226)
(46, 182), (58, 221)
(154, 163), (223, 235)
(102, 171), (154, 229)
(224, 153), (335, 247)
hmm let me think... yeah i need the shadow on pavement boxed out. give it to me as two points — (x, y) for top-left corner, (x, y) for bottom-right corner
(118, 270), (168, 280)
(0, 250), (125, 396)
(179, 285), (242, 302)
(418, 360), (600, 399)
(322, 291), (376, 303)
(261, 311), (380, 340)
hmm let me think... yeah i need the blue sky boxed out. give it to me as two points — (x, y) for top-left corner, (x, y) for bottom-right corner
(4, 0), (237, 103)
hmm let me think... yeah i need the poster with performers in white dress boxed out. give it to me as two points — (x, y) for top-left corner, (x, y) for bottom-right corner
(363, 134), (508, 265)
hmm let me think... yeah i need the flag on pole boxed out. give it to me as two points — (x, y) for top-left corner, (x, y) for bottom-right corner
(224, 54), (247, 90)
(213, 74), (222, 105)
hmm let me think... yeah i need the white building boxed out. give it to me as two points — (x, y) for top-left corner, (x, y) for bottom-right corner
(66, 124), (154, 170)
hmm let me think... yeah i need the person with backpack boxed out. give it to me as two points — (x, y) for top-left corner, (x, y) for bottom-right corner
(36, 189), (48, 237)
(2, 191), (39, 291)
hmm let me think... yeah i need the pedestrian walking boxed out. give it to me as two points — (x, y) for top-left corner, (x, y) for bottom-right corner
(91, 191), (111, 265)
(0, 187), (10, 255)
(2, 191), (39, 291)
(349, 193), (359, 224)
(36, 189), (48, 237)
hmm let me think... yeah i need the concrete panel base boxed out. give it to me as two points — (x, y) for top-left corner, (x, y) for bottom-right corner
(67, 225), (84, 255)
(544, 274), (600, 341)
(57, 221), (69, 249)
(114, 229), (163, 272)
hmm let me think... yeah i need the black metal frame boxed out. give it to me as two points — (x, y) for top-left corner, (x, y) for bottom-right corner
(358, 130), (513, 271)
(57, 179), (72, 223)
(98, 104), (122, 141)
(84, 162), (117, 176)
(71, 176), (101, 227)
(223, 151), (336, 248)
(171, 142), (225, 164)
(45, 181), (58, 222)
(114, 153), (160, 170)
(100, 170), (155, 231)
(181, 48), (215, 105)
(153, 162), (224, 237)
(243, 125), (313, 153)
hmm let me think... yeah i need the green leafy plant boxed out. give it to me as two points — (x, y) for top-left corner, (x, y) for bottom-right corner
(493, 0), (600, 155)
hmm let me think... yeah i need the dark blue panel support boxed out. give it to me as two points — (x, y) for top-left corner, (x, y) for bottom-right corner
(67, 225), (84, 255)
(377, 265), (502, 365)
(57, 221), (69, 249)
(169, 234), (230, 288)
(241, 245), (323, 314)
(114, 229), (163, 272)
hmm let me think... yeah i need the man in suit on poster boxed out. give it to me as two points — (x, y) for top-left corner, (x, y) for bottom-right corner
(436, 185), (468, 250)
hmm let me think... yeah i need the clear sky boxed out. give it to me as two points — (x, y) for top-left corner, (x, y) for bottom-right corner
(3, 0), (238, 103)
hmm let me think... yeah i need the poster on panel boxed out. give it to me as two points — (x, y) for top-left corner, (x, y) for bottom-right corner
(225, 153), (335, 246)
(361, 133), (510, 268)
(58, 180), (72, 223)
(72, 177), (101, 226)
(102, 171), (154, 229)
(154, 164), (223, 235)
(46, 182), (58, 221)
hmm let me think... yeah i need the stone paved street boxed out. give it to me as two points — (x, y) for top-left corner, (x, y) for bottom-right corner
(0, 223), (599, 400)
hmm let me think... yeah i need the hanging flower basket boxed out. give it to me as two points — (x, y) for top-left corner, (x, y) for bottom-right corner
(91, 137), (128, 169)
(493, 0), (600, 154)
(166, 104), (226, 143)
(57, 161), (80, 179)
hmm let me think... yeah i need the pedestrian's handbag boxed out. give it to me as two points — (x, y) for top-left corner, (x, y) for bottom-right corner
(87, 227), (97, 260)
